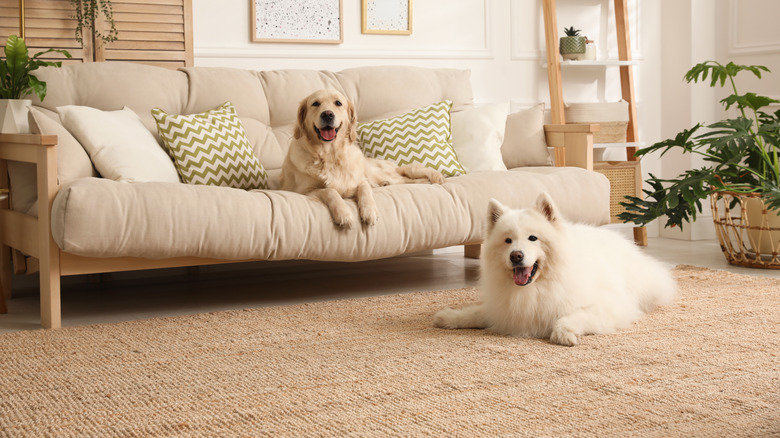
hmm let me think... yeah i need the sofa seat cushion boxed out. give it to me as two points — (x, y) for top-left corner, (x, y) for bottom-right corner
(50, 168), (609, 261)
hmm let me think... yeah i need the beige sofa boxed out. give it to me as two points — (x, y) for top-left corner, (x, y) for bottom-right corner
(0, 62), (608, 328)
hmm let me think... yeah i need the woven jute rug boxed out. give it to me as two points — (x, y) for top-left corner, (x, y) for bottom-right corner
(0, 265), (778, 437)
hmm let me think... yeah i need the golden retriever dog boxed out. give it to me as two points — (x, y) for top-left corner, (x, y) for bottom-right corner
(280, 89), (445, 228)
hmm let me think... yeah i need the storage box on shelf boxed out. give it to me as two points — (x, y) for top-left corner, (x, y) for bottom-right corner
(565, 101), (629, 143)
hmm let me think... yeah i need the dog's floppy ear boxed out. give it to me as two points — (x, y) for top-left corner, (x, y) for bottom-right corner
(487, 198), (508, 231)
(347, 98), (358, 143)
(293, 97), (308, 140)
(534, 192), (559, 224)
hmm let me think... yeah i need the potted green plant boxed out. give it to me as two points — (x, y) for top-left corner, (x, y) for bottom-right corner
(0, 35), (71, 133)
(559, 27), (587, 60)
(71, 0), (118, 48)
(619, 61), (780, 267)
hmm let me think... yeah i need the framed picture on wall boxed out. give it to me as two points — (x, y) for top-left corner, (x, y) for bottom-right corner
(361, 0), (412, 35)
(252, 0), (343, 43)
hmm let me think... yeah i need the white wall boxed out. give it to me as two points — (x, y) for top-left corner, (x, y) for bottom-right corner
(193, 0), (649, 107)
(656, 0), (780, 240)
(191, 0), (778, 239)
(194, 0), (548, 107)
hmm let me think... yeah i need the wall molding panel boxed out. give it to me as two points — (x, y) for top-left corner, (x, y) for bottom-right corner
(728, 0), (780, 56)
(197, 1), (493, 61)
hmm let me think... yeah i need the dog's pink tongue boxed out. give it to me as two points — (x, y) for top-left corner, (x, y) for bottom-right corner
(320, 127), (336, 141)
(513, 266), (532, 286)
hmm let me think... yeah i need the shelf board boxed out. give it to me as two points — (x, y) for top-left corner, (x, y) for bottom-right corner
(542, 59), (639, 68)
(593, 142), (643, 149)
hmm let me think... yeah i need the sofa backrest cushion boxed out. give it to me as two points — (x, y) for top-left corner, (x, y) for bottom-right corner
(33, 62), (190, 136)
(336, 65), (474, 121)
(181, 65), (473, 172)
(31, 62), (473, 179)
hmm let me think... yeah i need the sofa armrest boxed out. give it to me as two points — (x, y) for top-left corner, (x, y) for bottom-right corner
(0, 133), (62, 328)
(0, 133), (59, 259)
(544, 123), (599, 170)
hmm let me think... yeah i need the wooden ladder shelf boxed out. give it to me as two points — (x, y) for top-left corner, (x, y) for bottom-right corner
(542, 0), (647, 246)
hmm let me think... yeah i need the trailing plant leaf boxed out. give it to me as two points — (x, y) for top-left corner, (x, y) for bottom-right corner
(71, 0), (118, 46)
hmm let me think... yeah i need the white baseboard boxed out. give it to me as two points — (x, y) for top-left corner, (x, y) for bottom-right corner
(659, 218), (716, 241)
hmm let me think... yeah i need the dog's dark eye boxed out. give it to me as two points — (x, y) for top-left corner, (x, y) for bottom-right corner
(505, 238), (512, 244)
(312, 101), (320, 107)
(335, 100), (342, 107)
(528, 235), (537, 242)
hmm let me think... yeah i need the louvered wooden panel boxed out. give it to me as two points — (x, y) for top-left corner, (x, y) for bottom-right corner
(98, 0), (193, 68)
(0, 0), (191, 68)
(0, 0), (89, 63)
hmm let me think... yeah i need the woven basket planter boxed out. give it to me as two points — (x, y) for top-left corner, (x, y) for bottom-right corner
(711, 191), (780, 269)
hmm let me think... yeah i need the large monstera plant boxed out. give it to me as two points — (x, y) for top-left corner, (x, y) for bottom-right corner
(619, 61), (780, 230)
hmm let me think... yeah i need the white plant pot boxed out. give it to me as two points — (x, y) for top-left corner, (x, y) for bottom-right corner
(0, 99), (32, 134)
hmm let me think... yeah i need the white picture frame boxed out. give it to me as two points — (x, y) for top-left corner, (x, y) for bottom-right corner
(252, 0), (343, 44)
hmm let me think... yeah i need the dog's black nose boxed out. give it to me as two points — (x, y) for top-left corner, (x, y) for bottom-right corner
(510, 250), (524, 265)
(320, 110), (335, 124)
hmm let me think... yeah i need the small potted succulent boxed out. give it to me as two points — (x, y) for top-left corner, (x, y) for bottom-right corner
(0, 35), (71, 133)
(559, 26), (587, 60)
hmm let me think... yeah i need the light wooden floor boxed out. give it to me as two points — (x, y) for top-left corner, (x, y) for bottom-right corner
(1, 237), (778, 333)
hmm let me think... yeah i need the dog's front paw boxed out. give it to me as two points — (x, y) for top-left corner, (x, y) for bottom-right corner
(332, 210), (356, 229)
(359, 206), (378, 226)
(427, 171), (445, 185)
(550, 326), (579, 347)
(433, 307), (460, 329)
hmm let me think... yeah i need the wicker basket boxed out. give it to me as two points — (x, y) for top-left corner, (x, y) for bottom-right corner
(711, 192), (780, 269)
(593, 161), (642, 223)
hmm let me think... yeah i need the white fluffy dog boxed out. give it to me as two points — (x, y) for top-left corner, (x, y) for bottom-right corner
(434, 193), (676, 346)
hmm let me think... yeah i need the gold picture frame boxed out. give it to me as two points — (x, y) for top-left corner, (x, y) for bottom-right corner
(252, 0), (343, 44)
(361, 0), (412, 35)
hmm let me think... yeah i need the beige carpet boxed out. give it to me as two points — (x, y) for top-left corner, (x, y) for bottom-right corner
(0, 265), (778, 437)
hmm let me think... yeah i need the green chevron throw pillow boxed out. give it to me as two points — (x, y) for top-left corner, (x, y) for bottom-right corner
(151, 102), (268, 190)
(357, 101), (466, 177)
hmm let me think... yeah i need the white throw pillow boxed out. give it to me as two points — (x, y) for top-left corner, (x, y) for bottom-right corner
(451, 102), (509, 172)
(57, 105), (180, 183)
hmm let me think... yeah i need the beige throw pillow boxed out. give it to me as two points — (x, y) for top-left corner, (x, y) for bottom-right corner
(30, 107), (97, 184)
(7, 107), (98, 215)
(500, 103), (553, 168)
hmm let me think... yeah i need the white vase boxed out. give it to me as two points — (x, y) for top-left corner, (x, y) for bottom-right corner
(0, 99), (32, 133)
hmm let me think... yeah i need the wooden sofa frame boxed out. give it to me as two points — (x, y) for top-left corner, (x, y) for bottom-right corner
(0, 124), (597, 328)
